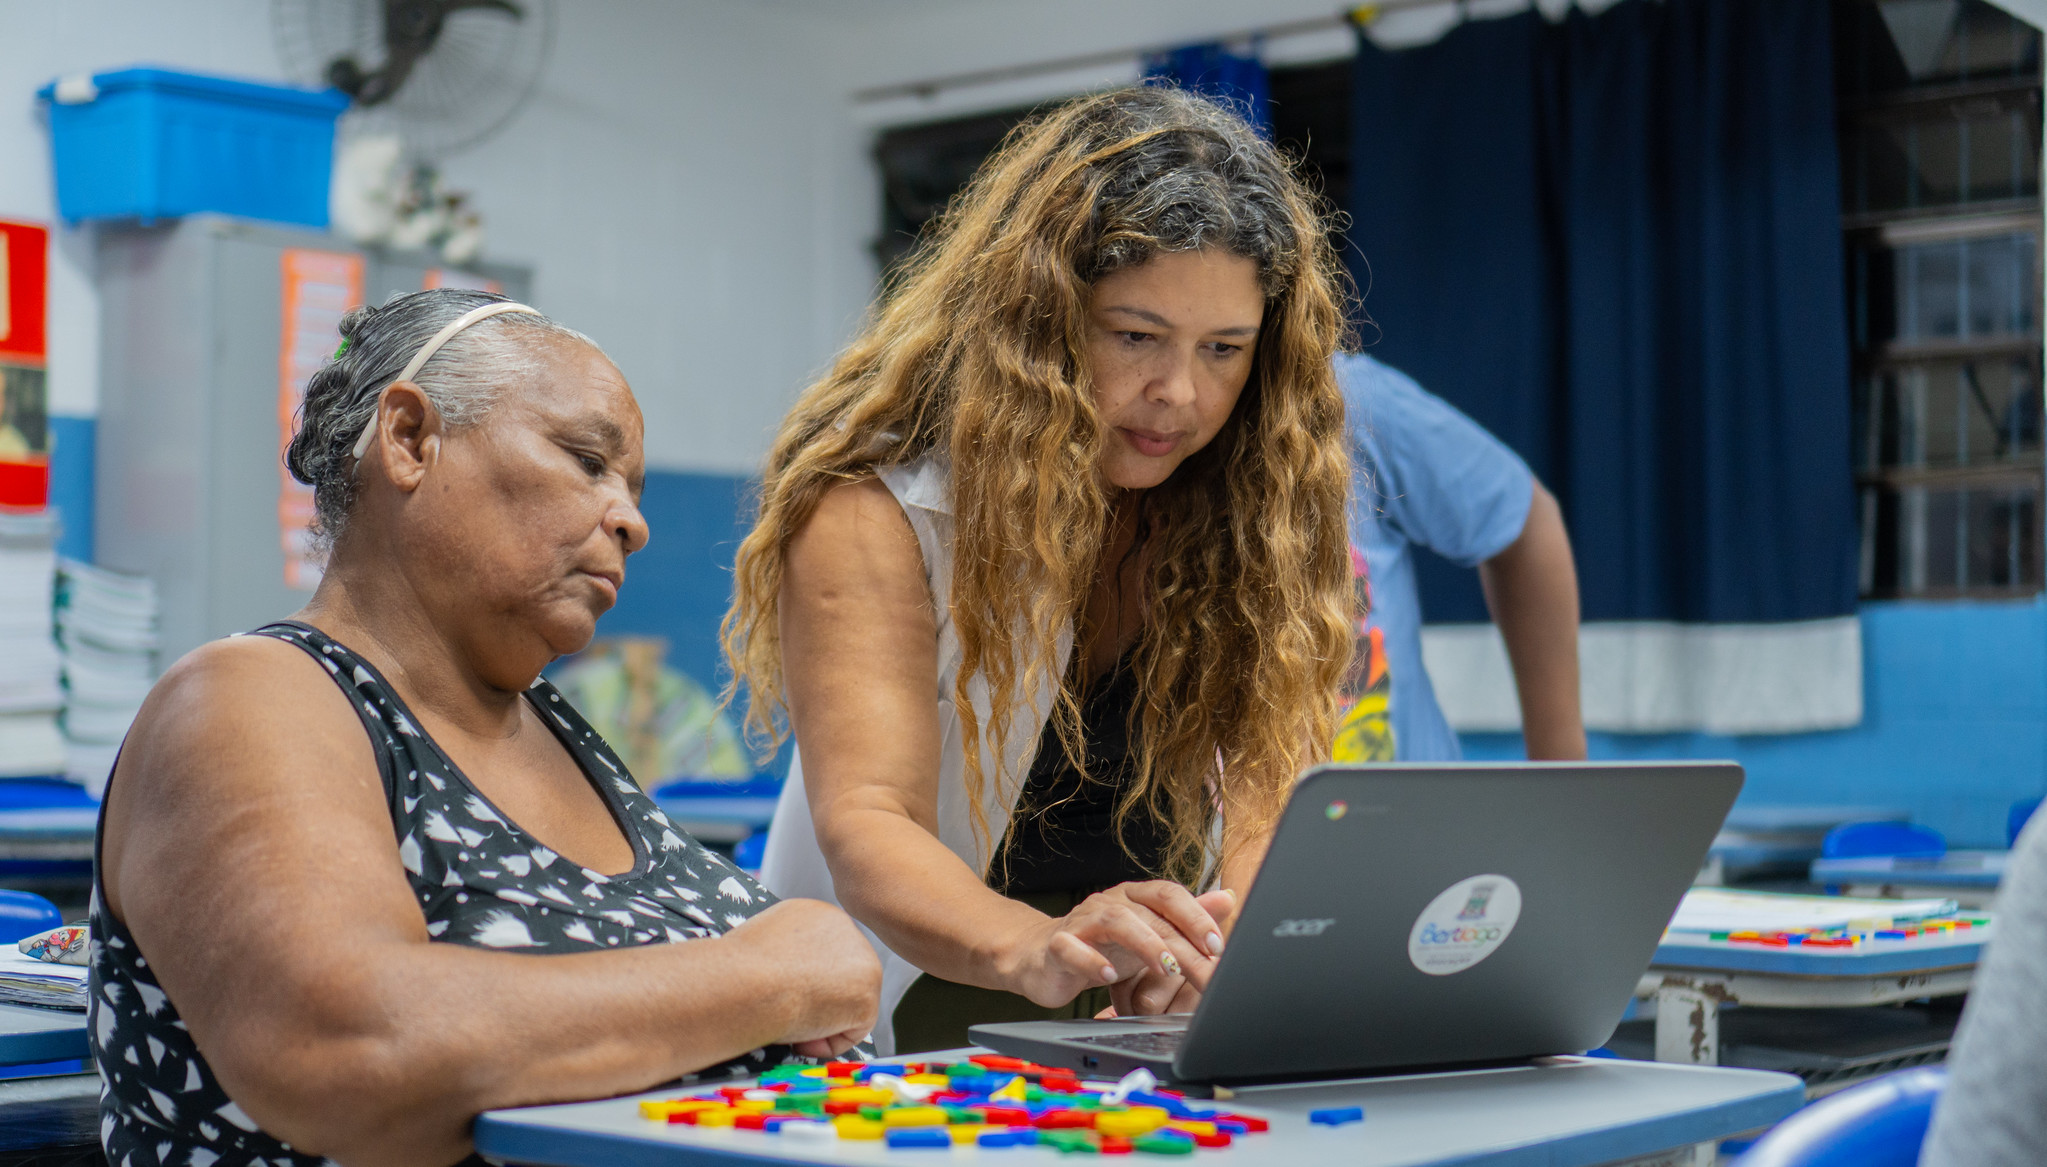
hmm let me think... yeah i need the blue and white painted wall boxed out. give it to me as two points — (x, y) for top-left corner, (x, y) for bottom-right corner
(1461, 601), (2047, 847)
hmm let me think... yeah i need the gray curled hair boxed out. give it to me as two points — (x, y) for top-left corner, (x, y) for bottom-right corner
(285, 289), (599, 547)
(1077, 86), (1304, 297)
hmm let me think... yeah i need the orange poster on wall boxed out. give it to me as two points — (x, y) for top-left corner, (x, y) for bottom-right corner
(424, 268), (502, 293)
(278, 249), (364, 590)
(0, 220), (49, 509)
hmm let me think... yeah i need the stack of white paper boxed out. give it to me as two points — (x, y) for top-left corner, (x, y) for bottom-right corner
(0, 513), (64, 779)
(55, 559), (158, 797)
(0, 949), (87, 1011)
(1668, 887), (1960, 933)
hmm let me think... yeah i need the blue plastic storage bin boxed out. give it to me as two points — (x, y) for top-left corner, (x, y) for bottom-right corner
(38, 67), (349, 227)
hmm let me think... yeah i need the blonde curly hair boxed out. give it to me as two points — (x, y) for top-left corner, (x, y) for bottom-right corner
(723, 86), (1356, 883)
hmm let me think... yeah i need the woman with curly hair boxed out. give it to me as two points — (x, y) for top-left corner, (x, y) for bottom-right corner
(724, 86), (1356, 1054)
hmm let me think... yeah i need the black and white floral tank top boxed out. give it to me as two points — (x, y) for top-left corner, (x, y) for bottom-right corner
(90, 621), (783, 1167)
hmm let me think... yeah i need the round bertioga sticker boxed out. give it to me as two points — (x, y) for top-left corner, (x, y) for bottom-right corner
(1407, 874), (1522, 976)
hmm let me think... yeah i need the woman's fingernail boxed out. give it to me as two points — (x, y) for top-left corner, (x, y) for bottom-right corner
(1206, 931), (1225, 956)
(1101, 965), (1119, 982)
(1161, 952), (1182, 977)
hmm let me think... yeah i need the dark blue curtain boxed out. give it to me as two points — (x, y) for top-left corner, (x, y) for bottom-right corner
(1145, 44), (1272, 136)
(1350, 0), (1857, 624)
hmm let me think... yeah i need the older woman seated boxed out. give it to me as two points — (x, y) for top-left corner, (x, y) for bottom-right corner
(92, 289), (881, 1167)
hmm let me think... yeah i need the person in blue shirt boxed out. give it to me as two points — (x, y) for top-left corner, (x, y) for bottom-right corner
(1334, 353), (1588, 762)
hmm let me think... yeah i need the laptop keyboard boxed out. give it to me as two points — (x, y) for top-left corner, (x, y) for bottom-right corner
(1068, 1030), (1187, 1055)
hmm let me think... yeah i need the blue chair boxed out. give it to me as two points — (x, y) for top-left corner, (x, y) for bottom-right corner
(1821, 821), (1945, 860)
(0, 891), (62, 945)
(2010, 799), (2041, 847)
(1733, 1067), (1945, 1167)
(733, 830), (767, 870)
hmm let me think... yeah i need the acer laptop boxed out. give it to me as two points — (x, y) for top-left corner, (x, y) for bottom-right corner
(970, 761), (1742, 1085)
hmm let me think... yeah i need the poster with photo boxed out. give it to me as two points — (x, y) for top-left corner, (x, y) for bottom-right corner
(0, 365), (46, 458)
(0, 221), (48, 509)
(277, 249), (364, 589)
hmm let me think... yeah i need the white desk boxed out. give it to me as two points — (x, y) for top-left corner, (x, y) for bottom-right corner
(1638, 924), (1987, 1067)
(0, 1005), (86, 1068)
(0, 1004), (95, 1158)
(1810, 852), (2007, 910)
(476, 1055), (1803, 1167)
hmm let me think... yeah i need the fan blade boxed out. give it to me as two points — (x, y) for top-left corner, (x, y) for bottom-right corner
(357, 0), (449, 107)
(352, 45), (427, 106)
(325, 56), (369, 99)
(353, 0), (524, 106)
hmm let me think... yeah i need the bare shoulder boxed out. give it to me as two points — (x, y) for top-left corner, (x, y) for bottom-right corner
(154, 628), (340, 688)
(122, 633), (368, 771)
(786, 475), (926, 592)
(796, 476), (917, 547)
(102, 632), (385, 910)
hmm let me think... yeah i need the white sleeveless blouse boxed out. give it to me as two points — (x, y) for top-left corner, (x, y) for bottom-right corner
(758, 453), (1069, 1053)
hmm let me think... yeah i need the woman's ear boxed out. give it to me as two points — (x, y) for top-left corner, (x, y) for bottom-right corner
(368, 381), (443, 494)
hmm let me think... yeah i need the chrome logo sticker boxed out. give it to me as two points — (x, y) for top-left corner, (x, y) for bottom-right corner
(1407, 874), (1522, 976)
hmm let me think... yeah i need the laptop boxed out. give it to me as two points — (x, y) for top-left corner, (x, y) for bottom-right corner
(970, 761), (1742, 1085)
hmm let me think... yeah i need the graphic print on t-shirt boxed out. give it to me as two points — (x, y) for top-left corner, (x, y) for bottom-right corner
(1333, 545), (1395, 763)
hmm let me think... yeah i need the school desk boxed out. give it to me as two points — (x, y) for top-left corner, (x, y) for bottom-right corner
(1638, 921), (1989, 1067)
(653, 788), (780, 846)
(0, 1005), (87, 1067)
(475, 1054), (1804, 1167)
(1809, 852), (2006, 910)
(0, 804), (98, 877)
(1698, 805), (1911, 886)
(0, 1071), (101, 1155)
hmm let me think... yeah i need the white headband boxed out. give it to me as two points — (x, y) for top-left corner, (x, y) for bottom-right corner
(349, 301), (543, 461)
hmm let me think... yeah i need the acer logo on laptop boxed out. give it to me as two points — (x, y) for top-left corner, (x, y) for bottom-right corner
(1271, 918), (1336, 938)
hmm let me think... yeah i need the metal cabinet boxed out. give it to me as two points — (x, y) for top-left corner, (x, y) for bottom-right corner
(95, 215), (530, 663)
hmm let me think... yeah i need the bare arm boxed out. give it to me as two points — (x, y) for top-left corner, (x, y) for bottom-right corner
(1476, 479), (1587, 761)
(781, 479), (1224, 1011)
(100, 636), (880, 1167)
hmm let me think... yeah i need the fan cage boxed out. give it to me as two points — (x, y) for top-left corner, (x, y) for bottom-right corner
(272, 0), (555, 159)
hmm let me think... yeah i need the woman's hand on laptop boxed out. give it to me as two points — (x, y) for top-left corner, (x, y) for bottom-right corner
(1107, 887), (1236, 1016)
(1000, 881), (1228, 1009)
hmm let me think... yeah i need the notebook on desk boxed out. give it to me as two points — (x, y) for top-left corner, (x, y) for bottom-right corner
(0, 949), (86, 1011)
(971, 761), (1743, 1086)
(1668, 888), (1957, 934)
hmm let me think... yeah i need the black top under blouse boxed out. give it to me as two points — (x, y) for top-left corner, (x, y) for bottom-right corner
(88, 621), (784, 1167)
(993, 656), (1173, 896)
